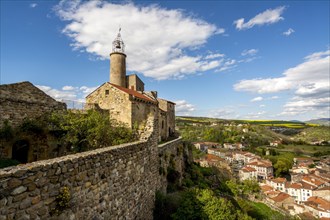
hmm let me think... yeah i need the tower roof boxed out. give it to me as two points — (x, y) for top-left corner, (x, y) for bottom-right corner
(112, 28), (125, 54)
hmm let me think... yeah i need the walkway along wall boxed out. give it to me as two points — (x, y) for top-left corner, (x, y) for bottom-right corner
(0, 116), (183, 220)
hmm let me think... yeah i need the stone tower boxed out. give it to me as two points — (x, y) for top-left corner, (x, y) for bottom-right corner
(110, 29), (126, 87)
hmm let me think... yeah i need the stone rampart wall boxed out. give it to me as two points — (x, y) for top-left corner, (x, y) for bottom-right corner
(0, 116), (160, 220)
(158, 137), (184, 193)
(0, 113), (184, 220)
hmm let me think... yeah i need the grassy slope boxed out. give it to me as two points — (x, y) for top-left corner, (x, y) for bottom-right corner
(293, 126), (330, 142)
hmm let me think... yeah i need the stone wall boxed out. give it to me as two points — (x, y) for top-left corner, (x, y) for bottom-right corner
(86, 83), (132, 127)
(157, 137), (184, 193)
(0, 115), (184, 220)
(0, 82), (66, 127)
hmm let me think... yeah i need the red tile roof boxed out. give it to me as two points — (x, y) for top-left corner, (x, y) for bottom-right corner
(271, 192), (291, 203)
(206, 154), (224, 162)
(306, 196), (330, 212)
(271, 177), (286, 184)
(109, 83), (157, 104)
(241, 166), (256, 172)
(261, 185), (273, 192)
(302, 176), (326, 187)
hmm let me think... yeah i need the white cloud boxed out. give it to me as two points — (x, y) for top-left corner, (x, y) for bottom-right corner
(215, 59), (237, 72)
(234, 49), (330, 117)
(234, 6), (285, 30)
(283, 28), (295, 36)
(241, 49), (258, 56)
(205, 53), (225, 59)
(37, 84), (98, 103)
(234, 49), (330, 94)
(62, 85), (76, 91)
(270, 96), (279, 100)
(54, 1), (225, 80)
(30, 3), (38, 8)
(80, 86), (98, 94)
(280, 97), (330, 116)
(250, 96), (263, 102)
(175, 100), (195, 116)
(259, 104), (266, 108)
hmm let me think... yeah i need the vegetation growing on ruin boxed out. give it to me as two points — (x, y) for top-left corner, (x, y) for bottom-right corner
(47, 110), (137, 152)
(0, 110), (137, 167)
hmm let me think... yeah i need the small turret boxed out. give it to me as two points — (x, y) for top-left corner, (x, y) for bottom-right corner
(110, 28), (126, 87)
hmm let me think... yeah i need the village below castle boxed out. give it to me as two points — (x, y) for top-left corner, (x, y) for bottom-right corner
(193, 141), (330, 219)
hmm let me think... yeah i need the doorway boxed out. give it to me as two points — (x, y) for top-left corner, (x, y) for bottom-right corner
(12, 140), (29, 163)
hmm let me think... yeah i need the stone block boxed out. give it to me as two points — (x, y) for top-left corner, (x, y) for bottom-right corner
(11, 186), (27, 196)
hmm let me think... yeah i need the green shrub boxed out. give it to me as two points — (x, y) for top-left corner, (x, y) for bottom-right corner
(0, 159), (20, 169)
(0, 120), (13, 140)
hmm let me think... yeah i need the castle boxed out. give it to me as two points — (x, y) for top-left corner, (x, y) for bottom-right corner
(85, 30), (176, 141)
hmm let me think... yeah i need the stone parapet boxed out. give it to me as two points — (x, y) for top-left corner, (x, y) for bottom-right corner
(0, 116), (159, 220)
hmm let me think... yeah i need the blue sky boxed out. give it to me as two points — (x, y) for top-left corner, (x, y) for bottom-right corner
(1, 1), (329, 121)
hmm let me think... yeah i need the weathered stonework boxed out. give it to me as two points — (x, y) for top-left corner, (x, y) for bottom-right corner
(0, 115), (184, 220)
(0, 81), (66, 127)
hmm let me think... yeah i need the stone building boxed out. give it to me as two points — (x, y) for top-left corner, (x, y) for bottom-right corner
(0, 81), (67, 163)
(0, 81), (66, 127)
(85, 30), (175, 141)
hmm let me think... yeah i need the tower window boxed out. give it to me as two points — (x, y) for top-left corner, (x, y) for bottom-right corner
(105, 90), (109, 95)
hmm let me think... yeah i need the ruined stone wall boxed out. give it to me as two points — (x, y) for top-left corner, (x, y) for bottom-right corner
(0, 116), (160, 220)
(0, 82), (66, 127)
(85, 83), (132, 127)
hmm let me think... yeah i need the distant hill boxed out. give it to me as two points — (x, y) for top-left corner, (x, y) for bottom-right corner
(305, 118), (330, 126)
(176, 116), (312, 129)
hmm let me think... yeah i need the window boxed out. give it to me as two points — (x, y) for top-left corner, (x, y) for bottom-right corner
(105, 90), (109, 95)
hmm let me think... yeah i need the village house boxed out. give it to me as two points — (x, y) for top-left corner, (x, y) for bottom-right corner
(268, 192), (294, 209)
(207, 148), (226, 158)
(194, 142), (221, 152)
(239, 166), (257, 180)
(246, 159), (273, 180)
(304, 196), (330, 219)
(267, 177), (287, 192)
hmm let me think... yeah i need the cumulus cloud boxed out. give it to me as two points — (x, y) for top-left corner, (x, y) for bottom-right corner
(241, 49), (258, 56)
(62, 85), (76, 91)
(54, 1), (225, 80)
(37, 84), (97, 104)
(283, 28), (295, 36)
(250, 96), (263, 102)
(205, 53), (225, 59)
(234, 49), (329, 94)
(234, 6), (285, 30)
(234, 49), (330, 117)
(175, 100), (195, 116)
(30, 3), (38, 8)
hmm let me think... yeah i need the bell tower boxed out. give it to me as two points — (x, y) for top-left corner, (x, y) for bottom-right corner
(110, 28), (126, 87)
